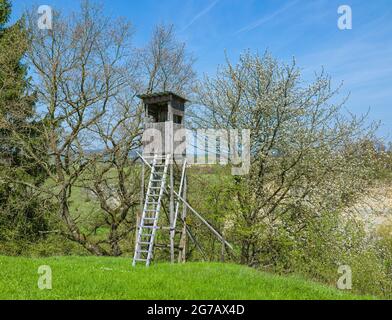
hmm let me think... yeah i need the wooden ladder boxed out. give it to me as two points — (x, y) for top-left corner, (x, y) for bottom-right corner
(132, 154), (170, 266)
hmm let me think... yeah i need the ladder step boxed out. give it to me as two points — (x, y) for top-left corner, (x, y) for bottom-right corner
(142, 226), (158, 229)
(137, 240), (151, 244)
(137, 250), (150, 253)
(146, 202), (159, 204)
(143, 217), (157, 220)
(134, 258), (147, 262)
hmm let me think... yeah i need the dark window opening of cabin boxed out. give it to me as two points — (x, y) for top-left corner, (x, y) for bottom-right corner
(147, 104), (168, 123)
(173, 114), (182, 124)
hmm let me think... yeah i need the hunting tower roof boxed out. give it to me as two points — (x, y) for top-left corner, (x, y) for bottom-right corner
(137, 91), (188, 104)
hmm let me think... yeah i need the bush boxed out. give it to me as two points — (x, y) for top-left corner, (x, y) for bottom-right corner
(189, 170), (392, 298)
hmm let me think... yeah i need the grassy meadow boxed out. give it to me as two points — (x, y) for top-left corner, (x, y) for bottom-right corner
(0, 255), (374, 300)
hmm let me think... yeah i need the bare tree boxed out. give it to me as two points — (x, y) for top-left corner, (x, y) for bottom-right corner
(140, 24), (196, 95)
(15, 1), (142, 255)
(81, 90), (143, 256)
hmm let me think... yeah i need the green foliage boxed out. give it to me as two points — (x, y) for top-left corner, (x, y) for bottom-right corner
(0, 0), (11, 26)
(0, 256), (373, 299)
(0, 234), (89, 257)
(0, 0), (52, 251)
(266, 212), (392, 298)
(186, 164), (392, 298)
(185, 166), (235, 260)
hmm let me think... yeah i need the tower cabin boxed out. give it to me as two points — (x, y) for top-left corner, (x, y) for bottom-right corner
(138, 91), (187, 125)
(138, 91), (188, 157)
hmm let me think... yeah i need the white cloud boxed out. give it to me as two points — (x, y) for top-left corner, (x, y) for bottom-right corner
(182, 0), (219, 32)
(234, 0), (299, 35)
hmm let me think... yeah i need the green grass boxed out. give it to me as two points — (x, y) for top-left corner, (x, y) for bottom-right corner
(0, 256), (373, 300)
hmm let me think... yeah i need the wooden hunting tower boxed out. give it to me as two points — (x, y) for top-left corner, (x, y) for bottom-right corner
(133, 91), (231, 267)
(138, 91), (187, 157)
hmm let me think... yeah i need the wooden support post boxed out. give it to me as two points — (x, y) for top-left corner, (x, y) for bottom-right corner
(166, 119), (175, 264)
(137, 101), (146, 244)
(221, 226), (226, 262)
(179, 174), (187, 263)
(170, 158), (175, 263)
(136, 161), (145, 260)
(221, 240), (225, 262)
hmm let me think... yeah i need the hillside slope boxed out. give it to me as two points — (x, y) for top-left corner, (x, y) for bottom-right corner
(0, 256), (372, 300)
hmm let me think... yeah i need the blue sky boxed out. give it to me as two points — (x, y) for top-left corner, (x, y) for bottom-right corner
(10, 0), (392, 140)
